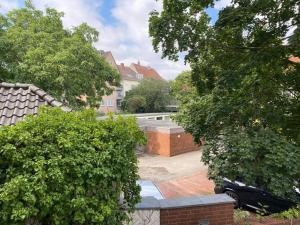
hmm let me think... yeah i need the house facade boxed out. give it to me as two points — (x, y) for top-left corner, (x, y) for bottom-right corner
(99, 51), (163, 113)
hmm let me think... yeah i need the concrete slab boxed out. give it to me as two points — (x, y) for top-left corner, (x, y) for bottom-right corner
(138, 150), (207, 181)
(138, 151), (215, 199)
(157, 171), (215, 199)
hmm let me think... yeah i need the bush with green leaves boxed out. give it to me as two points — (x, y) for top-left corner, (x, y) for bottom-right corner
(0, 107), (146, 225)
(275, 205), (300, 220)
(122, 78), (174, 113)
(126, 95), (146, 113)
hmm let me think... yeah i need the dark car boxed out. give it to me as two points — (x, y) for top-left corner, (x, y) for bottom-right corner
(214, 178), (300, 214)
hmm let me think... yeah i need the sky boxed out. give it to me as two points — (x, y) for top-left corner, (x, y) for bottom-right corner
(0, 0), (231, 80)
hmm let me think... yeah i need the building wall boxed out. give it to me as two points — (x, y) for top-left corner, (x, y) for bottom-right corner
(145, 130), (199, 157)
(98, 79), (140, 114)
(98, 89), (119, 113)
(130, 195), (235, 225)
(169, 132), (199, 156)
(146, 131), (170, 156)
(160, 204), (233, 225)
(103, 52), (119, 70)
(122, 80), (140, 96)
(99, 51), (120, 113)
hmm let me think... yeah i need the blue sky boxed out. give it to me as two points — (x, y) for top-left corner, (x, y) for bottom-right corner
(0, 0), (230, 80)
(100, 1), (219, 26)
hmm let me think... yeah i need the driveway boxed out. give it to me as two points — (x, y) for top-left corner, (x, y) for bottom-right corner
(138, 150), (215, 199)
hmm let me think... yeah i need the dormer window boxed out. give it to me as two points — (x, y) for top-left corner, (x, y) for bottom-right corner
(136, 73), (143, 80)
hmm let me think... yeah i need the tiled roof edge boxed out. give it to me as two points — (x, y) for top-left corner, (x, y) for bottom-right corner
(0, 83), (71, 112)
(0, 82), (31, 88)
(28, 85), (57, 106)
(29, 85), (71, 111)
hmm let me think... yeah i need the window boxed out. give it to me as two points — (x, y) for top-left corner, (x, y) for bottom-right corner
(136, 73), (143, 80)
(107, 99), (113, 107)
(100, 100), (113, 107)
(117, 90), (122, 97)
(117, 99), (122, 107)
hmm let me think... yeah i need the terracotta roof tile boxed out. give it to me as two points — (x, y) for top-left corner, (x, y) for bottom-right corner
(0, 83), (69, 126)
(117, 63), (140, 81)
(130, 63), (163, 80)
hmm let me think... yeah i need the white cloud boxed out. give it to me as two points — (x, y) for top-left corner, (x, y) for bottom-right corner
(214, 0), (232, 10)
(98, 0), (188, 80)
(1, 0), (188, 80)
(0, 1), (19, 13)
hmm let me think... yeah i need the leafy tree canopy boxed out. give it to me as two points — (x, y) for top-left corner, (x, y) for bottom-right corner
(126, 95), (147, 113)
(0, 1), (119, 107)
(150, 0), (300, 201)
(122, 78), (174, 113)
(0, 107), (145, 225)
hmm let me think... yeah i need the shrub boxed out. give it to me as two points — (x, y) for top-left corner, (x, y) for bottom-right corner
(123, 78), (174, 113)
(0, 107), (146, 225)
(234, 209), (251, 225)
(274, 205), (300, 220)
(127, 95), (146, 113)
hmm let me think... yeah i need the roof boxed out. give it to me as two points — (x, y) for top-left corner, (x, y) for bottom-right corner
(130, 63), (163, 80)
(99, 50), (119, 70)
(289, 56), (300, 63)
(0, 83), (68, 126)
(117, 64), (140, 81)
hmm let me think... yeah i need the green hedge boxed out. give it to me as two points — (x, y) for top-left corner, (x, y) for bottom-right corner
(0, 107), (146, 225)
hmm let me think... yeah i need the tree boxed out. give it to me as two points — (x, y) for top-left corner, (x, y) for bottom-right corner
(0, 107), (146, 225)
(0, 1), (119, 107)
(123, 78), (173, 113)
(126, 95), (146, 113)
(150, 0), (300, 201)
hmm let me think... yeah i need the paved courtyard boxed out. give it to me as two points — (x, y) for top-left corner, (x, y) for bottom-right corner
(138, 150), (215, 199)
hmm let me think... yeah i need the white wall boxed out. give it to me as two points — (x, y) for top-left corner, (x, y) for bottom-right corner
(122, 80), (140, 96)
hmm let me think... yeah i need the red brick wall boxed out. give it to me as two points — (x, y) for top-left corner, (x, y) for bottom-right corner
(145, 131), (200, 157)
(160, 204), (234, 225)
(146, 131), (170, 156)
(169, 132), (200, 156)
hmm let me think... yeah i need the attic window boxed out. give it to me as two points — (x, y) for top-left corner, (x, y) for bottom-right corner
(136, 73), (143, 80)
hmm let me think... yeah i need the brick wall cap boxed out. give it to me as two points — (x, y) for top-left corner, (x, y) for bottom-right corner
(145, 126), (185, 134)
(135, 197), (161, 209)
(135, 194), (235, 210)
(159, 194), (235, 209)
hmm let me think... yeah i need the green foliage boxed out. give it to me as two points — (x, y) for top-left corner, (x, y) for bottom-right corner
(274, 205), (300, 219)
(126, 95), (146, 113)
(0, 107), (146, 225)
(0, 1), (119, 107)
(233, 209), (251, 225)
(150, 0), (300, 201)
(170, 71), (197, 103)
(123, 78), (173, 113)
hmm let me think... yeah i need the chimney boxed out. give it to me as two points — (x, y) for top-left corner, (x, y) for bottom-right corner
(138, 60), (140, 65)
(120, 63), (125, 69)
